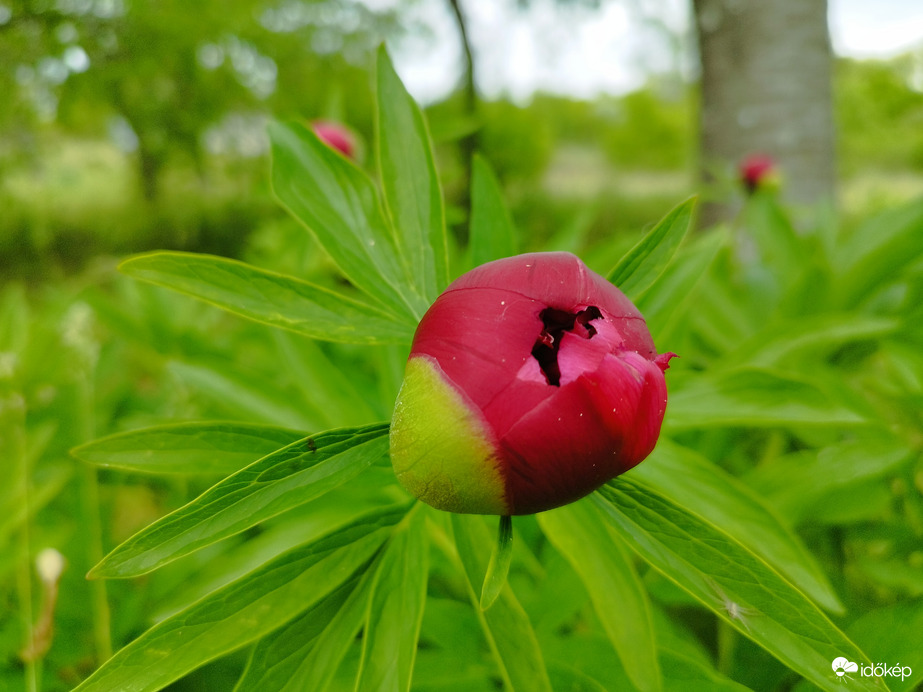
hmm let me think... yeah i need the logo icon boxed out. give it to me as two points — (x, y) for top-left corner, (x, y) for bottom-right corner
(832, 657), (859, 681)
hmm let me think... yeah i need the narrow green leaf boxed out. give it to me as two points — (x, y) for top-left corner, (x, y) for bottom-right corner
(608, 197), (697, 299)
(847, 599), (923, 692)
(167, 360), (315, 430)
(71, 422), (304, 475)
(270, 120), (428, 320)
(0, 464), (71, 546)
(635, 228), (724, 335)
(91, 423), (390, 578)
(450, 514), (553, 692)
(376, 46), (449, 300)
(544, 633), (635, 691)
(73, 505), (408, 692)
(234, 568), (371, 692)
(233, 576), (358, 692)
(741, 195), (805, 283)
(272, 331), (383, 427)
(834, 196), (923, 307)
(120, 251), (415, 345)
(666, 367), (865, 430)
(152, 481), (396, 621)
(237, 541), (387, 692)
(659, 649), (752, 692)
(469, 155), (517, 268)
(635, 440), (843, 613)
(355, 506), (429, 692)
(479, 515), (513, 611)
(539, 501), (662, 692)
(726, 313), (898, 369)
(546, 662), (611, 692)
(744, 435), (914, 524)
(594, 480), (884, 692)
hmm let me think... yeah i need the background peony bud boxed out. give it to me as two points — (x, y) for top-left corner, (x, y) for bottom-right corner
(739, 153), (780, 194)
(390, 252), (674, 515)
(311, 120), (356, 159)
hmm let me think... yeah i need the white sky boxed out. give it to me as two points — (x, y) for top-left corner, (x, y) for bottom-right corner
(373, 0), (923, 104)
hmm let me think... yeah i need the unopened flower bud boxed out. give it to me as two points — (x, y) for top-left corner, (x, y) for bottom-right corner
(311, 120), (356, 159)
(739, 153), (780, 194)
(390, 252), (674, 515)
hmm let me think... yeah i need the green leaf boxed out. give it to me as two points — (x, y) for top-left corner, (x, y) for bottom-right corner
(269, 120), (428, 321)
(666, 367), (865, 430)
(726, 313), (898, 369)
(847, 599), (923, 692)
(741, 195), (805, 282)
(376, 46), (449, 300)
(167, 360), (315, 430)
(608, 197), (697, 299)
(120, 251), (415, 345)
(355, 505), (429, 692)
(659, 649), (752, 692)
(744, 435), (914, 524)
(635, 228), (725, 336)
(539, 501), (662, 692)
(71, 422), (304, 475)
(152, 478), (396, 621)
(594, 479), (883, 692)
(73, 505), (408, 692)
(469, 155), (517, 268)
(479, 515), (513, 611)
(271, 331), (383, 427)
(234, 569), (371, 692)
(450, 514), (553, 692)
(237, 532), (398, 692)
(834, 196), (923, 307)
(90, 423), (390, 578)
(0, 464), (71, 546)
(635, 440), (842, 613)
(546, 662), (611, 692)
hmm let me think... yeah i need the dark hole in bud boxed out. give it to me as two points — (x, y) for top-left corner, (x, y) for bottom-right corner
(531, 306), (602, 386)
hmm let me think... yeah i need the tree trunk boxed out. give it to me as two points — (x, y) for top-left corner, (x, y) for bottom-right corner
(693, 0), (836, 225)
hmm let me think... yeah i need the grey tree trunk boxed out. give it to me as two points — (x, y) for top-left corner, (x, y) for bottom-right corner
(693, 0), (836, 225)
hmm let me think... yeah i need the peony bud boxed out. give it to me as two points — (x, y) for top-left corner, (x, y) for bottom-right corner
(390, 252), (674, 515)
(739, 153), (780, 194)
(311, 120), (356, 159)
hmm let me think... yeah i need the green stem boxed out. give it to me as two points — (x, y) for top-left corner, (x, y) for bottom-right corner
(10, 393), (38, 692)
(77, 375), (113, 663)
(479, 515), (513, 610)
(716, 618), (736, 676)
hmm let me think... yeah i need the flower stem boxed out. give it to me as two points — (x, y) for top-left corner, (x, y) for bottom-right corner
(479, 515), (513, 610)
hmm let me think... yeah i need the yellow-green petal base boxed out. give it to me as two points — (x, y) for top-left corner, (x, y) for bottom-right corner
(390, 356), (509, 515)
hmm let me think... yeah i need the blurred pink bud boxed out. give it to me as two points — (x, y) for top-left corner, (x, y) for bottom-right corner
(311, 120), (356, 159)
(390, 252), (675, 515)
(739, 154), (780, 194)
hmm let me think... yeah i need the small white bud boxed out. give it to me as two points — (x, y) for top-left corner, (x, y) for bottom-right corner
(36, 548), (66, 584)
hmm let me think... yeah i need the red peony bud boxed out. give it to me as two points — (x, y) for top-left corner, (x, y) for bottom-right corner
(739, 153), (780, 194)
(389, 252), (674, 515)
(311, 120), (356, 159)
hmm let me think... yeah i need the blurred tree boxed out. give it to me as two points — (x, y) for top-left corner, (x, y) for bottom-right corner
(0, 1), (400, 202)
(692, 0), (836, 224)
(836, 55), (923, 175)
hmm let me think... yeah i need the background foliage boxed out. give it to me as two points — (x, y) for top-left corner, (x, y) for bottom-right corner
(2, 2), (923, 691)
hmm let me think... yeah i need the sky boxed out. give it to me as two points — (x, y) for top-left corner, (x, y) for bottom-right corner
(371, 0), (923, 104)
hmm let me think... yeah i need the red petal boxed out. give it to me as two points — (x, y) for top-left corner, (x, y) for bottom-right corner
(410, 287), (540, 408)
(498, 350), (667, 514)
